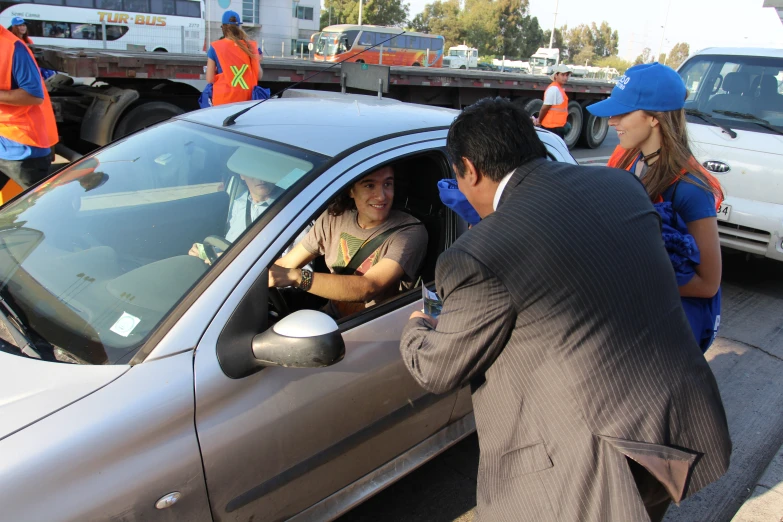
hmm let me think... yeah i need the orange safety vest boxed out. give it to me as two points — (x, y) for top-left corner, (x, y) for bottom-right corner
(0, 26), (58, 150)
(211, 38), (259, 106)
(607, 145), (723, 208)
(541, 82), (568, 129)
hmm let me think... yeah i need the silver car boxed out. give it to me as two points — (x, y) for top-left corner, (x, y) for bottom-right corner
(0, 91), (576, 522)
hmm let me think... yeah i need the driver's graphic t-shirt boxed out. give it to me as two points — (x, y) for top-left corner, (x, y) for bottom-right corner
(301, 209), (428, 317)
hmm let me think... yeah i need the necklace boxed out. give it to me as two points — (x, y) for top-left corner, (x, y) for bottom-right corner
(641, 148), (661, 165)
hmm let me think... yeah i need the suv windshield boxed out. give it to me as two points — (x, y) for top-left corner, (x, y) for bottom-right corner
(0, 120), (324, 365)
(679, 54), (783, 134)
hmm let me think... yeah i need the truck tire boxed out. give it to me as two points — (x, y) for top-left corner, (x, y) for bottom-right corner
(578, 100), (609, 149)
(564, 101), (583, 149)
(114, 101), (185, 140)
(522, 98), (543, 119)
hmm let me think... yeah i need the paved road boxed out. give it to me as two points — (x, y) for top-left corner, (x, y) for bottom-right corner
(571, 127), (620, 163)
(337, 252), (783, 522)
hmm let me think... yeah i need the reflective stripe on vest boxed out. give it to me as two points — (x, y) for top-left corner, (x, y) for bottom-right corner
(541, 82), (568, 129)
(212, 39), (259, 106)
(0, 26), (58, 149)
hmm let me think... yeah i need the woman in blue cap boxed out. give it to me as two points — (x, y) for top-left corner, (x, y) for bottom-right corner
(9, 17), (33, 46)
(587, 62), (724, 353)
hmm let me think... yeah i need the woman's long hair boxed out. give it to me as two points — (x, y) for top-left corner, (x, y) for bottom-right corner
(614, 109), (724, 206)
(10, 25), (32, 45)
(221, 21), (254, 59)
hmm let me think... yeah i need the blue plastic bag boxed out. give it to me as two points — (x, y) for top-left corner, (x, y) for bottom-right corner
(437, 179), (481, 226)
(199, 84), (269, 109)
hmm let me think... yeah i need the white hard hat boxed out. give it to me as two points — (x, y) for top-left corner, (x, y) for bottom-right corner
(552, 64), (572, 74)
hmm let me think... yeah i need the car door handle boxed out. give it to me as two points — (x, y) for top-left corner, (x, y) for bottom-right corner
(703, 160), (730, 173)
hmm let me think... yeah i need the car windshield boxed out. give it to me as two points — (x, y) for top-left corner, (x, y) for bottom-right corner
(679, 54), (783, 134)
(449, 50), (467, 57)
(0, 120), (324, 365)
(316, 32), (345, 56)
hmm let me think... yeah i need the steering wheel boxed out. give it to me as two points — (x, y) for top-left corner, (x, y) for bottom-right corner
(203, 235), (290, 317)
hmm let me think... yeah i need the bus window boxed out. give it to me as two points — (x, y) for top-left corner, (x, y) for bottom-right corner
(95, 0), (122, 8)
(105, 25), (129, 40)
(65, 0), (95, 6)
(391, 35), (407, 48)
(408, 36), (420, 49)
(123, 0), (150, 12)
(151, 0), (176, 14)
(342, 29), (359, 49)
(34, 0), (64, 4)
(44, 21), (71, 37)
(175, 0), (200, 17)
(71, 23), (99, 39)
(358, 31), (373, 47)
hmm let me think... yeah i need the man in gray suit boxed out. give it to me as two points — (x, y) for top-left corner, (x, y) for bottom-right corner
(400, 97), (731, 522)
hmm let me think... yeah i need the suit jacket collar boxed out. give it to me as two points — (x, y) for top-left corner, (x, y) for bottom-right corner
(496, 157), (549, 209)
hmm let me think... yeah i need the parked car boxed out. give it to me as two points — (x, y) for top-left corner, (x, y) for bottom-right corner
(0, 91), (575, 522)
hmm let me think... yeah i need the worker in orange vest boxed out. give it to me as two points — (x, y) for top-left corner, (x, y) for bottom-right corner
(0, 24), (58, 203)
(205, 11), (263, 106)
(535, 64), (572, 141)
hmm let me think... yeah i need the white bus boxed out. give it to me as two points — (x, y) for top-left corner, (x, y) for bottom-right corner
(0, 0), (205, 53)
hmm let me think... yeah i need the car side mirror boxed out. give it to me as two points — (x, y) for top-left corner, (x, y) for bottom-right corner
(252, 310), (345, 368)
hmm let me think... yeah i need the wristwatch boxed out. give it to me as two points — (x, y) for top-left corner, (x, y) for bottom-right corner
(299, 268), (313, 292)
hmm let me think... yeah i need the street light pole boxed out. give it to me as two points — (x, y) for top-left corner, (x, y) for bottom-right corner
(657, 0), (672, 63)
(548, 0), (559, 49)
(358, 0), (363, 25)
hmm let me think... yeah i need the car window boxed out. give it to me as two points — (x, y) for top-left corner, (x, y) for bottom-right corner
(0, 121), (325, 365)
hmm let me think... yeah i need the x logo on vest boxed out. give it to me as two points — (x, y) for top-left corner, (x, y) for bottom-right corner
(230, 64), (249, 89)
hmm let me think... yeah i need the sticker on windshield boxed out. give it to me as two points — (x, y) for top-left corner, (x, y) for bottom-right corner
(110, 312), (141, 338)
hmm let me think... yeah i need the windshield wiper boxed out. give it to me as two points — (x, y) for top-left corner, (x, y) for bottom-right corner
(712, 110), (783, 137)
(685, 109), (737, 138)
(0, 295), (42, 360)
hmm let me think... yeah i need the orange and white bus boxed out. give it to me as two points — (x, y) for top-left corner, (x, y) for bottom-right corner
(313, 24), (444, 67)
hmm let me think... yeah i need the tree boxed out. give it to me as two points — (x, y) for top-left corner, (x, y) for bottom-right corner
(591, 21), (618, 58)
(541, 27), (565, 56)
(573, 45), (595, 66)
(320, 0), (409, 29)
(634, 47), (651, 65)
(594, 55), (632, 74)
(410, 0), (463, 49)
(563, 24), (593, 63)
(516, 15), (544, 59)
(666, 42), (690, 69)
(460, 0), (498, 56)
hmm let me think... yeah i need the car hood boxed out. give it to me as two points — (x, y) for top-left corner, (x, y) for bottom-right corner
(0, 351), (128, 441)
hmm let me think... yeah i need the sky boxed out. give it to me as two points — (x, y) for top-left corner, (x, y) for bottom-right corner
(402, 0), (783, 61)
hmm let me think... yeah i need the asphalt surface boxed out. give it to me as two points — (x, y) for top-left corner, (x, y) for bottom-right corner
(336, 141), (783, 522)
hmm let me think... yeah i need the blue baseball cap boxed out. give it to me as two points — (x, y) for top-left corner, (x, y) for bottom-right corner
(587, 62), (687, 117)
(221, 10), (242, 25)
(11, 16), (25, 26)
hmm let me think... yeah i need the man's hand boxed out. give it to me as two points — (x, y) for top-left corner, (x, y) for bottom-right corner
(188, 243), (210, 265)
(269, 264), (301, 288)
(410, 310), (438, 328)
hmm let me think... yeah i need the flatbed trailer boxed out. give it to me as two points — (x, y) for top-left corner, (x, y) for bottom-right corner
(34, 46), (614, 153)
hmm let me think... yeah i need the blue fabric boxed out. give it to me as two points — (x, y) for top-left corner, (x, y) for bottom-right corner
(198, 83), (213, 108)
(252, 85), (270, 100)
(437, 179), (481, 226)
(656, 184), (721, 354)
(587, 63), (687, 117)
(208, 44), (262, 74)
(661, 174), (717, 222)
(0, 41), (51, 161)
(39, 68), (56, 80)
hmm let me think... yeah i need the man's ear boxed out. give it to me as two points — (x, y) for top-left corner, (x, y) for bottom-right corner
(460, 157), (480, 186)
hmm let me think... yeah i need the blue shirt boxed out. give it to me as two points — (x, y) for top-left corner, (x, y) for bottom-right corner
(0, 40), (51, 161)
(207, 43), (262, 74)
(661, 174), (717, 223)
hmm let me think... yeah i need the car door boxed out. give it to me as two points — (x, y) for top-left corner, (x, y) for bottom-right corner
(193, 135), (458, 521)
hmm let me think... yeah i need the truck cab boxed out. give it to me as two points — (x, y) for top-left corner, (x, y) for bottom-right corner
(678, 47), (783, 261)
(530, 48), (560, 75)
(444, 45), (478, 69)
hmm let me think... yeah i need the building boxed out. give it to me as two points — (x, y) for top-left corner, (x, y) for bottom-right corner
(203, 0), (320, 57)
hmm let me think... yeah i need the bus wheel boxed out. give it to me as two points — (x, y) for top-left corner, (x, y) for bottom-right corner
(564, 101), (583, 149)
(114, 101), (185, 140)
(412, 62), (421, 66)
(578, 100), (609, 149)
(356, 59), (365, 64)
(459, 65), (466, 69)
(153, 47), (168, 52)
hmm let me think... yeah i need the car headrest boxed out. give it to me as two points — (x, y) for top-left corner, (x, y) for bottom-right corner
(723, 72), (749, 94)
(759, 75), (779, 96)
(227, 146), (313, 188)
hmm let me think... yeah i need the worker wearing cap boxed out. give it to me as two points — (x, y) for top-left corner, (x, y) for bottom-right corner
(0, 23), (58, 195)
(9, 17), (33, 46)
(535, 64), (572, 140)
(206, 10), (263, 106)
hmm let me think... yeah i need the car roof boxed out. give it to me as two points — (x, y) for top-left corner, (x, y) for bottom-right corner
(180, 91), (459, 157)
(692, 47), (783, 59)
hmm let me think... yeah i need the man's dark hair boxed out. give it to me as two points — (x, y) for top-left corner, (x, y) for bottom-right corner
(447, 97), (547, 182)
(327, 165), (395, 216)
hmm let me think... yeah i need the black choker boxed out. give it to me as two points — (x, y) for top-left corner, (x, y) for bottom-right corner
(641, 148), (661, 165)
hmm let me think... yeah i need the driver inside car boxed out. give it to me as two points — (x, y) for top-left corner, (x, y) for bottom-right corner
(189, 147), (283, 262)
(268, 166), (428, 319)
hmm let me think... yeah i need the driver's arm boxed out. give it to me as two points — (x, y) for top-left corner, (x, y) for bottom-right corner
(275, 243), (317, 269)
(269, 258), (405, 303)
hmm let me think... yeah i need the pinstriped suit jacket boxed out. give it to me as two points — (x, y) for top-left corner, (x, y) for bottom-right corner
(400, 158), (731, 521)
